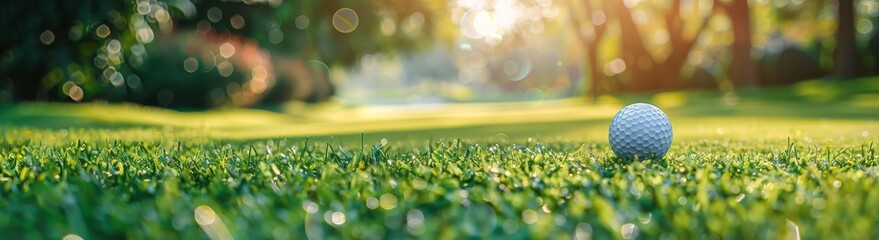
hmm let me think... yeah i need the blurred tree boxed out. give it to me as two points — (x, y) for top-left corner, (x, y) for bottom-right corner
(833, 0), (862, 78)
(231, 0), (439, 103)
(217, 0), (437, 66)
(614, 0), (716, 91)
(566, 0), (877, 94)
(567, 0), (717, 94)
(716, 0), (754, 87)
(0, 0), (437, 107)
(749, 0), (833, 85)
(565, 0), (607, 98)
(0, 1), (121, 102)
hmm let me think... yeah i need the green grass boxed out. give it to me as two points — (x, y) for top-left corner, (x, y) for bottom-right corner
(1, 79), (879, 239)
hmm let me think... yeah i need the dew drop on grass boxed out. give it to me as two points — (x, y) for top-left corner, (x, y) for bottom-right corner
(194, 205), (217, 225)
(541, 204), (551, 213)
(330, 211), (346, 225)
(639, 213), (653, 224)
(172, 214), (189, 230)
(366, 197), (379, 209)
(388, 179), (398, 188)
(265, 144), (273, 155)
(456, 189), (469, 200)
(412, 178), (427, 190)
(621, 223), (638, 240)
(812, 198), (827, 210)
(503, 219), (519, 234)
(406, 209), (425, 235)
(302, 201), (319, 214)
(574, 223), (593, 240)
(463, 203), (497, 235)
(272, 226), (290, 239)
(380, 193), (397, 210)
(304, 211), (325, 240)
(786, 219), (801, 240)
(795, 195), (805, 205)
(521, 209), (538, 224)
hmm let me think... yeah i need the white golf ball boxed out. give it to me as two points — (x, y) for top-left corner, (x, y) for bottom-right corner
(608, 103), (673, 160)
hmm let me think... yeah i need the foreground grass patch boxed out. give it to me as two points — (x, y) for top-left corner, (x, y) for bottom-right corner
(1, 137), (878, 239)
(2, 79), (879, 238)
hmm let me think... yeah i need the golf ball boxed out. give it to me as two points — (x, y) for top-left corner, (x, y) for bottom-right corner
(608, 103), (673, 160)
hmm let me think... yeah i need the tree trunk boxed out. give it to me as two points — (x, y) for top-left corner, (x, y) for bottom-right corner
(614, 0), (712, 91)
(833, 0), (861, 78)
(565, 0), (606, 99)
(726, 0), (754, 87)
(586, 44), (602, 97)
(614, 0), (660, 90)
(568, 0), (713, 93)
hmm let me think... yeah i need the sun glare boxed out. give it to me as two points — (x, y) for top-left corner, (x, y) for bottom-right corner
(456, 0), (553, 43)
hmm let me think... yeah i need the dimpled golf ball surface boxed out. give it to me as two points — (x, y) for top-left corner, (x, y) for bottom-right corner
(608, 103), (673, 160)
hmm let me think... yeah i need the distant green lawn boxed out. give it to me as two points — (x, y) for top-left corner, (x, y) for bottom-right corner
(1, 79), (878, 239)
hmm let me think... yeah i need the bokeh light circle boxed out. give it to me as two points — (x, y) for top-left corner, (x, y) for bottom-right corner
(295, 15), (310, 30)
(460, 9), (492, 39)
(524, 88), (544, 108)
(67, 84), (84, 102)
(307, 60), (331, 76)
(96, 25), (111, 38)
(332, 8), (359, 33)
(183, 58), (199, 73)
(501, 50), (532, 81)
(231, 15), (246, 29)
(40, 31), (55, 45)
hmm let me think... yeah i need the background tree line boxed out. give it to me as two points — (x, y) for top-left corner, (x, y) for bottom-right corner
(1, 0), (878, 108)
